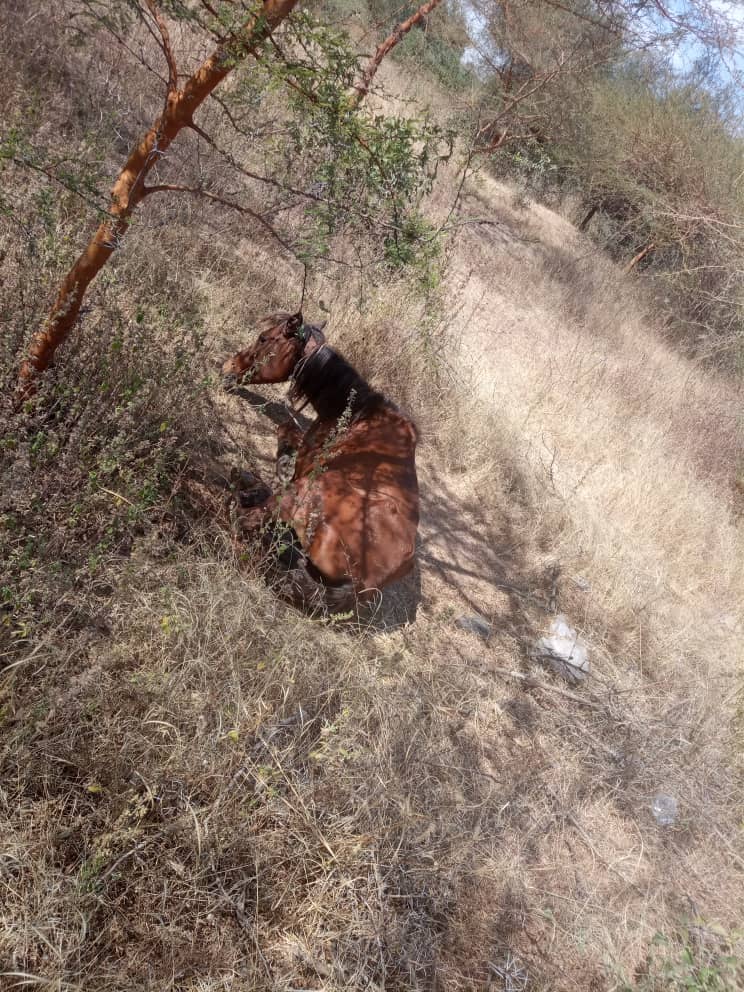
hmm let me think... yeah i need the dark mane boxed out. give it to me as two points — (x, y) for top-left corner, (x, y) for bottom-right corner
(291, 346), (388, 422)
(262, 310), (296, 331)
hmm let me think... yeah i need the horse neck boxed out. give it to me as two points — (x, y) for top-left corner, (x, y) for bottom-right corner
(293, 346), (378, 421)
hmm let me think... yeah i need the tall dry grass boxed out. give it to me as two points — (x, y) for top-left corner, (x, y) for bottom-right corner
(426, 169), (744, 985)
(2, 5), (743, 992)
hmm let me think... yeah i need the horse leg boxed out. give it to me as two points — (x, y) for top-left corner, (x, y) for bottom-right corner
(276, 421), (304, 458)
(230, 466), (305, 572)
(276, 421), (305, 487)
(225, 467), (273, 546)
(229, 467), (272, 508)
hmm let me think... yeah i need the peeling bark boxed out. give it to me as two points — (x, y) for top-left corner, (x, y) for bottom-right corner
(16, 0), (299, 402)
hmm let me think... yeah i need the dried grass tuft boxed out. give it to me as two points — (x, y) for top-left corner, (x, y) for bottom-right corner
(1, 6), (743, 992)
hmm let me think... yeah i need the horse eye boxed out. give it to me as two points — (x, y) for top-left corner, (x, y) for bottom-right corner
(258, 334), (267, 344)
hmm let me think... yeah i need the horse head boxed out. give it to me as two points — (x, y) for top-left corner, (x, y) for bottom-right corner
(222, 311), (325, 389)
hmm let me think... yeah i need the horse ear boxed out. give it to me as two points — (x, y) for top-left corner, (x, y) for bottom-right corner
(284, 312), (303, 337)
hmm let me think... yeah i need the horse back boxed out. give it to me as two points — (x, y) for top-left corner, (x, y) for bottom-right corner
(281, 405), (419, 593)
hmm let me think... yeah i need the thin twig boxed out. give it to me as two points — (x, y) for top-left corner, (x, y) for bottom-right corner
(141, 182), (297, 254)
(489, 667), (605, 711)
(144, 0), (179, 94)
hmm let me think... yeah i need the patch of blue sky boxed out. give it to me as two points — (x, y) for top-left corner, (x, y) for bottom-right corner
(458, 0), (501, 75)
(646, 0), (744, 116)
(454, 0), (744, 110)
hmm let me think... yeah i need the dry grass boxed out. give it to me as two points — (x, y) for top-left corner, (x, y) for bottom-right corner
(2, 5), (744, 991)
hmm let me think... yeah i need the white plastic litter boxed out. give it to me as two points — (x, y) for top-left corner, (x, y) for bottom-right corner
(535, 614), (590, 683)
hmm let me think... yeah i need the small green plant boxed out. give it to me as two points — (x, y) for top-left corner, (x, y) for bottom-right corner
(397, 30), (474, 91)
(78, 850), (110, 894)
(619, 925), (744, 991)
(383, 210), (442, 289)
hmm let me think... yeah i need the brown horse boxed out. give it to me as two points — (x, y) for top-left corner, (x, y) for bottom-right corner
(222, 311), (419, 612)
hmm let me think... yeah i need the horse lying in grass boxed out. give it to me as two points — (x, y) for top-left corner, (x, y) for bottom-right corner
(222, 311), (419, 612)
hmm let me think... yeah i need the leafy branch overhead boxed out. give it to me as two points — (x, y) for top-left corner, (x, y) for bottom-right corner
(14, 0), (450, 400)
(247, 13), (452, 251)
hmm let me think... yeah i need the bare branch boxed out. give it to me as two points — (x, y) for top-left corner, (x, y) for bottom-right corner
(624, 242), (657, 274)
(77, 0), (168, 88)
(184, 119), (327, 205)
(144, 0), (179, 94)
(142, 182), (360, 270)
(351, 0), (445, 107)
(8, 155), (114, 217)
(141, 182), (297, 255)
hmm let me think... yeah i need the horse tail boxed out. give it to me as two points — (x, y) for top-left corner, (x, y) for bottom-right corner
(277, 560), (357, 616)
(320, 580), (358, 615)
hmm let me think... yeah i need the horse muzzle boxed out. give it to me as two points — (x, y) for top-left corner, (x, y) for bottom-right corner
(222, 357), (252, 391)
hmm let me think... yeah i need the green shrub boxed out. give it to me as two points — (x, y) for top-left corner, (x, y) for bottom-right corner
(397, 29), (475, 91)
(618, 925), (744, 991)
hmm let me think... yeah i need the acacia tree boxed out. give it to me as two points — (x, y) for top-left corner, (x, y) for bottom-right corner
(15, 0), (302, 398)
(14, 0), (447, 401)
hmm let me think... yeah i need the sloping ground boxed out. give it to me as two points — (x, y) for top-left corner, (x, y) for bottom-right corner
(3, 32), (744, 992)
(196, 164), (744, 989)
(4, 177), (744, 992)
(418, 173), (744, 986)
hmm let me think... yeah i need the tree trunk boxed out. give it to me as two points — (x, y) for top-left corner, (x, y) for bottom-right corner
(16, 0), (298, 402)
(351, 0), (444, 107)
